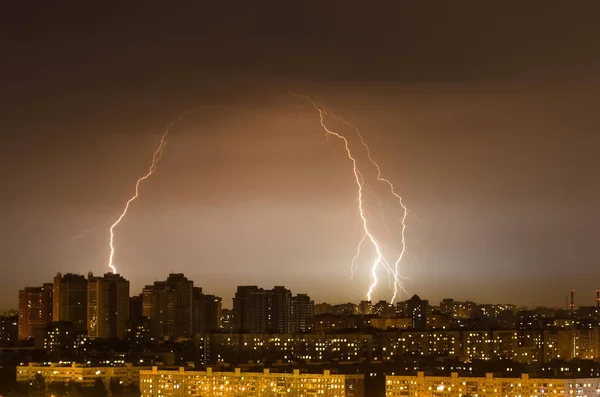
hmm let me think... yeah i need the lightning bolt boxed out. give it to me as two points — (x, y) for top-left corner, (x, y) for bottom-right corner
(107, 111), (192, 274)
(349, 234), (367, 280)
(327, 113), (409, 302)
(68, 227), (98, 245)
(298, 95), (409, 303)
(300, 97), (399, 303)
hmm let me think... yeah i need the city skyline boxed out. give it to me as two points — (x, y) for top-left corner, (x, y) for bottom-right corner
(9, 270), (600, 312)
(4, 3), (600, 310)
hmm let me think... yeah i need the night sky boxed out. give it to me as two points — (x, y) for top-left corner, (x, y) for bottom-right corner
(2, 2), (600, 309)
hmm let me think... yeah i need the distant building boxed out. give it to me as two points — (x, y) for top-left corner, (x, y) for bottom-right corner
(232, 286), (271, 333)
(395, 300), (407, 316)
(0, 314), (18, 346)
(87, 272), (130, 339)
(232, 286), (300, 334)
(372, 300), (395, 317)
(358, 300), (372, 315)
(440, 298), (478, 319)
(271, 286), (293, 334)
(314, 302), (333, 315)
(140, 367), (364, 397)
(406, 295), (428, 329)
(292, 293), (314, 332)
(193, 288), (222, 334)
(307, 314), (372, 334)
(129, 294), (143, 327)
(41, 321), (77, 351)
(220, 308), (233, 332)
(370, 317), (411, 330)
(208, 333), (373, 363)
(331, 302), (357, 315)
(142, 273), (194, 339)
(18, 283), (53, 340)
(52, 273), (88, 333)
(126, 316), (151, 345)
(517, 310), (541, 329)
(427, 312), (453, 329)
(440, 298), (454, 315)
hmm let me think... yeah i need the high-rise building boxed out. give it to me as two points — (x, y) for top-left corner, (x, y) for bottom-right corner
(193, 288), (222, 334)
(52, 273), (87, 333)
(271, 286), (293, 334)
(406, 294), (428, 329)
(129, 294), (143, 327)
(292, 293), (314, 332)
(232, 286), (271, 333)
(232, 286), (295, 334)
(87, 273), (130, 339)
(358, 300), (372, 315)
(18, 283), (53, 340)
(142, 273), (194, 338)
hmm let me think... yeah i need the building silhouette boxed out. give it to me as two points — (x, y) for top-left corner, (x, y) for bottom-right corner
(193, 288), (222, 334)
(129, 294), (143, 326)
(18, 283), (53, 340)
(52, 273), (87, 333)
(292, 293), (314, 332)
(271, 286), (293, 334)
(406, 294), (428, 329)
(233, 286), (308, 334)
(233, 286), (271, 333)
(0, 314), (18, 346)
(87, 272), (130, 339)
(358, 300), (372, 315)
(142, 273), (194, 338)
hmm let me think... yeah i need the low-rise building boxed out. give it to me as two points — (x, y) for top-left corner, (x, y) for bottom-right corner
(17, 362), (148, 387)
(140, 366), (364, 397)
(386, 372), (600, 397)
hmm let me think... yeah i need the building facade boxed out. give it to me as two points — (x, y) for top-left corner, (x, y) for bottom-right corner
(406, 295), (428, 330)
(17, 362), (146, 387)
(52, 273), (88, 333)
(386, 372), (600, 397)
(140, 367), (364, 397)
(193, 289), (222, 334)
(87, 272), (130, 339)
(271, 286), (293, 334)
(142, 273), (194, 338)
(18, 283), (53, 340)
(292, 294), (315, 332)
(233, 286), (272, 333)
(0, 314), (18, 346)
(233, 286), (308, 334)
